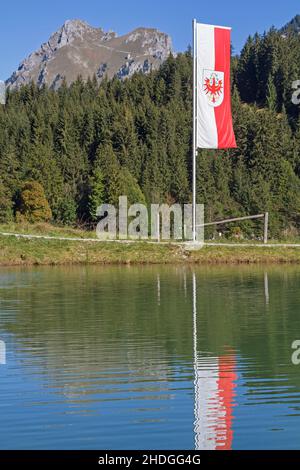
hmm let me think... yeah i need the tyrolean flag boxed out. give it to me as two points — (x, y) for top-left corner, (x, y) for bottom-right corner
(194, 22), (237, 149)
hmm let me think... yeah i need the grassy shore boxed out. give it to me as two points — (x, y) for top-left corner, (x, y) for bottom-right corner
(1, 223), (300, 266)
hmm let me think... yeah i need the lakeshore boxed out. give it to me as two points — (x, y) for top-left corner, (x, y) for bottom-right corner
(1, 224), (300, 266)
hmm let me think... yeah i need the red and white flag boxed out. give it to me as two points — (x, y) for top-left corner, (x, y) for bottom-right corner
(194, 23), (237, 149)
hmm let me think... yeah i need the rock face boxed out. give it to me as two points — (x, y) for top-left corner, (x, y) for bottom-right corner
(6, 19), (173, 89)
(0, 80), (5, 104)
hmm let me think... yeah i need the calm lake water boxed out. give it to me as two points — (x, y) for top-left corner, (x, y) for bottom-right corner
(1, 265), (300, 450)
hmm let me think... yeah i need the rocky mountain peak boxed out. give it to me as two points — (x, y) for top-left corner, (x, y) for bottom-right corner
(55, 19), (94, 44)
(6, 20), (173, 90)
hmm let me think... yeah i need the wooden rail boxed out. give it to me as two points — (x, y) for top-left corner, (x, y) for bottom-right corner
(195, 212), (269, 244)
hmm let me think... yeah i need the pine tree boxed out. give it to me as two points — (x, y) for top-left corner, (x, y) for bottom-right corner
(0, 179), (13, 223)
(266, 75), (277, 111)
(88, 168), (105, 222)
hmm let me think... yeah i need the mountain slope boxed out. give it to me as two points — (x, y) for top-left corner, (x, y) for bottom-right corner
(281, 14), (300, 34)
(6, 19), (173, 89)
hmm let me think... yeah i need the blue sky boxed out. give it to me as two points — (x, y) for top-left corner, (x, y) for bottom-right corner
(0, 0), (298, 79)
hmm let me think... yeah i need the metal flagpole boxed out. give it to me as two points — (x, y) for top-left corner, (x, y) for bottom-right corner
(192, 19), (197, 242)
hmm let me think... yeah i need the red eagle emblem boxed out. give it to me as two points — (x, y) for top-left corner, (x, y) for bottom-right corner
(202, 71), (224, 107)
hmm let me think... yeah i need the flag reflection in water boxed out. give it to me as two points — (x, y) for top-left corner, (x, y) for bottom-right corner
(194, 355), (237, 450)
(192, 272), (237, 450)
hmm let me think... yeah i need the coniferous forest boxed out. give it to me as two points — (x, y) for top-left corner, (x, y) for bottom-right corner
(1, 26), (300, 237)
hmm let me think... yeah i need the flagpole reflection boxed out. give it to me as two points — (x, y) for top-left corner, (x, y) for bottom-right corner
(157, 274), (161, 306)
(184, 270), (187, 299)
(264, 272), (270, 306)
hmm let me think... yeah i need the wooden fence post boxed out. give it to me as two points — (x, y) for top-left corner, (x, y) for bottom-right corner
(264, 212), (269, 244)
(157, 212), (160, 242)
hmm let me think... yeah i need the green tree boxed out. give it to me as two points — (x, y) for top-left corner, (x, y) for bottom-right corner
(266, 75), (277, 111)
(0, 179), (13, 223)
(119, 167), (146, 205)
(88, 168), (105, 222)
